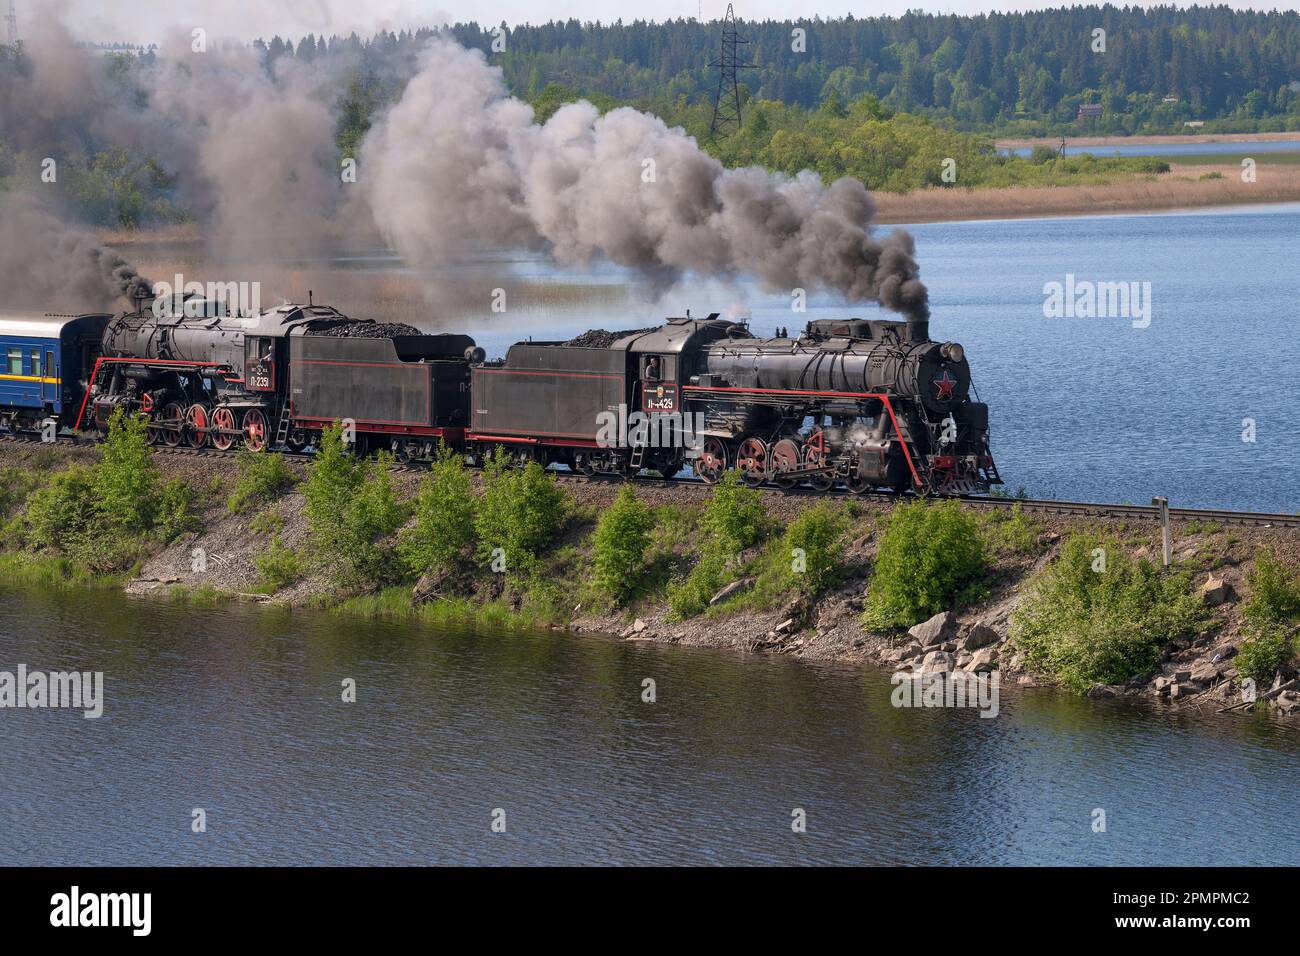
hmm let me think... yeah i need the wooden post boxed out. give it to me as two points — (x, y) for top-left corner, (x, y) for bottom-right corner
(1152, 496), (1171, 567)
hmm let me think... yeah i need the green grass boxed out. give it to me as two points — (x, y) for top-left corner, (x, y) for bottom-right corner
(0, 551), (131, 589)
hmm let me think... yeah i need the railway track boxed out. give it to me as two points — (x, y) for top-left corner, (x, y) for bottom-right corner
(5, 432), (1299, 529)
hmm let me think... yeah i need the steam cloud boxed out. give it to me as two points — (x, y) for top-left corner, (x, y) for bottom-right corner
(1, 20), (927, 319)
(0, 194), (153, 310)
(361, 39), (929, 318)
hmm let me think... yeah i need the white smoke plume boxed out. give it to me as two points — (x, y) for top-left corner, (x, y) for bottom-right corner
(361, 39), (929, 318)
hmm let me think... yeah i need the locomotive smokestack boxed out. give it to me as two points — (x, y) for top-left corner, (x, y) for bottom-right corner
(906, 315), (929, 344)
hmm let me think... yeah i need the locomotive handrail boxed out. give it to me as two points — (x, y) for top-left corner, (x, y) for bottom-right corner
(72, 355), (230, 431)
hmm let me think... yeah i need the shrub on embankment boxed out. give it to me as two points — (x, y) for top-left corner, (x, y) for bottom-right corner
(2, 409), (198, 575)
(1010, 534), (1206, 693)
(1235, 550), (1300, 686)
(861, 499), (988, 630)
(667, 471), (768, 619)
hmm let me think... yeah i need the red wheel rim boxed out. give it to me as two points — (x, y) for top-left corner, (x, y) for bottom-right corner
(211, 407), (236, 451)
(161, 402), (185, 447)
(772, 438), (801, 487)
(736, 437), (769, 485)
(803, 428), (833, 491)
(696, 437), (726, 484)
(242, 408), (268, 452)
(185, 404), (209, 448)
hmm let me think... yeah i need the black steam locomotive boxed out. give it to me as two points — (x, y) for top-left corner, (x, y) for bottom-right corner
(2, 298), (999, 495)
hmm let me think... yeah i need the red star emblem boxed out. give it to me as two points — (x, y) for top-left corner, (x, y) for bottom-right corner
(933, 370), (956, 401)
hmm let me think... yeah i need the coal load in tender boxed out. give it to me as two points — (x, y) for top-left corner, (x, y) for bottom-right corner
(562, 328), (656, 348)
(309, 321), (424, 337)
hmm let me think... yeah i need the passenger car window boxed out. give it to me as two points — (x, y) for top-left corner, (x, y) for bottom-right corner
(7, 348), (21, 375)
(31, 351), (42, 376)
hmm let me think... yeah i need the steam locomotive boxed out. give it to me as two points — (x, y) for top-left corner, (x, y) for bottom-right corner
(0, 299), (999, 495)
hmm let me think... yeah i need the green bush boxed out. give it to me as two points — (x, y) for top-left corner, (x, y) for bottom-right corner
(0, 466), (39, 519)
(94, 406), (160, 530)
(668, 550), (731, 620)
(1242, 550), (1300, 626)
(1011, 534), (1206, 692)
(863, 499), (987, 629)
(303, 423), (406, 585)
(1236, 624), (1293, 688)
(592, 484), (655, 604)
(399, 443), (475, 578)
(227, 450), (295, 514)
(254, 536), (303, 593)
(703, 470), (765, 554)
(21, 465), (101, 552)
(154, 477), (200, 542)
(474, 448), (566, 577)
(778, 503), (846, 595)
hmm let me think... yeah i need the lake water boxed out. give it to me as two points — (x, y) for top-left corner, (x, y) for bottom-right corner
(3, 585), (1298, 866)
(1002, 139), (1300, 158)
(362, 202), (1300, 512)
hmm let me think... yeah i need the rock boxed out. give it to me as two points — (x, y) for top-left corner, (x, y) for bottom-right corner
(1198, 575), (1234, 606)
(961, 623), (1001, 651)
(1087, 684), (1119, 699)
(1172, 668), (1192, 683)
(965, 647), (998, 673)
(1276, 691), (1300, 715)
(881, 643), (920, 664)
(1153, 675), (1173, 694)
(632, 618), (648, 633)
(940, 641), (958, 653)
(774, 618), (797, 635)
(917, 650), (955, 674)
(908, 611), (958, 648)
(1169, 681), (1202, 700)
(1191, 660), (1230, 684)
(1208, 642), (1238, 662)
(708, 578), (753, 606)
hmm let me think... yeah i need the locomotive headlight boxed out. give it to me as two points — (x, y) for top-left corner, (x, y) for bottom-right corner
(940, 342), (965, 364)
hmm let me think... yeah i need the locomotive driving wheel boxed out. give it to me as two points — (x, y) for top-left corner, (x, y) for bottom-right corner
(242, 408), (269, 452)
(771, 438), (802, 490)
(695, 437), (727, 484)
(185, 404), (209, 449)
(735, 437), (770, 486)
(159, 402), (185, 448)
(803, 427), (833, 492)
(210, 407), (237, 451)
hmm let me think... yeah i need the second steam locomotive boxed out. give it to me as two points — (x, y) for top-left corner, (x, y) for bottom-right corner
(0, 298), (1000, 495)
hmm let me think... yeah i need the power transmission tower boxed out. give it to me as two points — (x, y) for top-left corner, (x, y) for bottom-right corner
(6, 1), (17, 46)
(709, 4), (754, 139)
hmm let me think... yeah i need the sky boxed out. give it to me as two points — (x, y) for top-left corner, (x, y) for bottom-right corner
(25, 0), (1300, 46)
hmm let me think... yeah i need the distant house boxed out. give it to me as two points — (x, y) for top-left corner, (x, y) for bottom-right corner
(1183, 120), (1205, 128)
(1077, 103), (1103, 119)
(1162, 96), (1179, 103)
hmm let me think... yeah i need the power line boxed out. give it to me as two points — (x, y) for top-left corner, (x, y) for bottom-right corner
(708, 4), (754, 139)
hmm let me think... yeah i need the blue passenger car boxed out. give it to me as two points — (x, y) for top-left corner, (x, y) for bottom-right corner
(0, 312), (112, 431)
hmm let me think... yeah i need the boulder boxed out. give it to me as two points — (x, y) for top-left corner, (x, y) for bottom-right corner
(1208, 642), (1238, 663)
(961, 623), (1001, 651)
(708, 578), (753, 606)
(908, 611), (959, 649)
(1152, 675), (1173, 694)
(881, 643), (922, 664)
(632, 618), (648, 634)
(1087, 684), (1119, 699)
(774, 618), (797, 635)
(1190, 660), (1230, 684)
(1198, 575), (1234, 606)
(965, 647), (998, 673)
(916, 650), (955, 674)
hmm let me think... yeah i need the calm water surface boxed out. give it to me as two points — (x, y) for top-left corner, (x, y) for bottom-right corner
(1002, 139), (1300, 158)
(2, 587), (1298, 866)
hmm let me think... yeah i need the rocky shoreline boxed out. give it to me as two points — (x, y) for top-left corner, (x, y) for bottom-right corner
(3, 440), (1297, 721)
